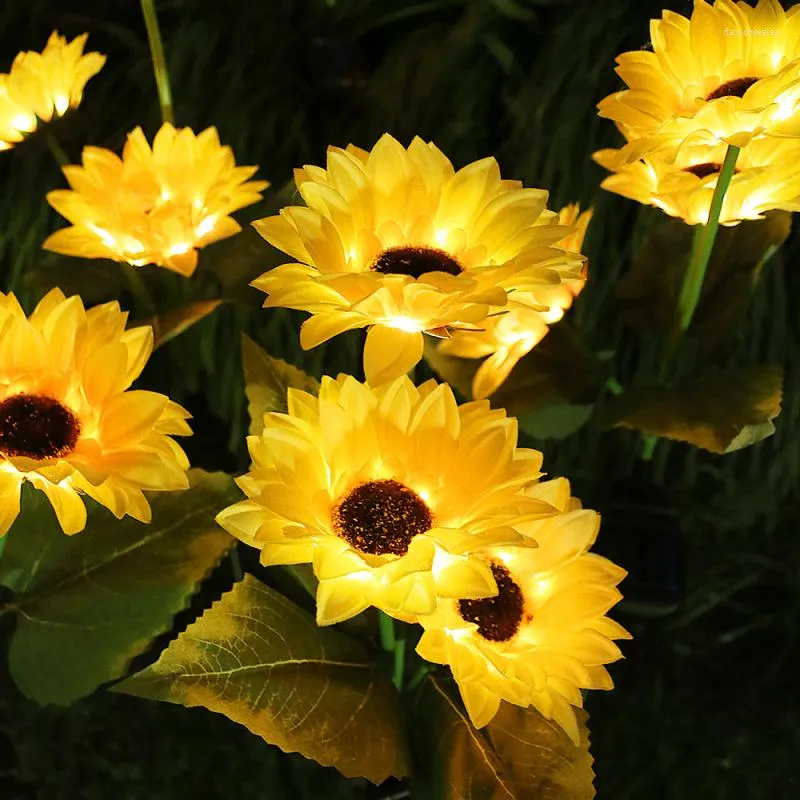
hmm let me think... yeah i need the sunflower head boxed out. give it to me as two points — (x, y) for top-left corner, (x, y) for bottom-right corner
(416, 477), (630, 743)
(0, 289), (192, 536)
(594, 135), (800, 225)
(597, 0), (800, 160)
(216, 374), (568, 625)
(435, 203), (592, 399)
(0, 31), (105, 151)
(43, 124), (269, 276)
(250, 133), (584, 384)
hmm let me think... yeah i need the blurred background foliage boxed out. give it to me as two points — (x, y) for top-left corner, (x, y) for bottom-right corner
(0, 0), (799, 797)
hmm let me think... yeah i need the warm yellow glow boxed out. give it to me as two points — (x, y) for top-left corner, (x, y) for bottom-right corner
(12, 112), (36, 133)
(446, 626), (473, 643)
(541, 306), (565, 325)
(774, 90), (798, 122)
(433, 228), (450, 246)
(195, 215), (217, 238)
(166, 241), (191, 257)
(0, 141), (11, 151)
(87, 223), (117, 249)
(531, 575), (554, 601)
(160, 188), (173, 202)
(384, 315), (423, 333)
(53, 93), (69, 115)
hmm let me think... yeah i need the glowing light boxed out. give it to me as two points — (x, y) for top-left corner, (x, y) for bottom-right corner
(445, 626), (473, 643)
(11, 112), (36, 133)
(773, 89), (798, 122)
(195, 215), (217, 238)
(87, 223), (118, 249)
(166, 241), (191, 257)
(531, 575), (553, 601)
(384, 315), (423, 333)
(193, 196), (205, 211)
(434, 228), (450, 246)
(54, 93), (70, 115)
(160, 188), (173, 202)
(0, 141), (11, 151)
(541, 306), (565, 325)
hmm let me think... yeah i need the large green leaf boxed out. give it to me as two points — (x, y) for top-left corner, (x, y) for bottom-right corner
(617, 211), (791, 352)
(241, 333), (320, 435)
(423, 322), (605, 436)
(603, 365), (783, 454)
(113, 574), (410, 784)
(411, 674), (594, 799)
(0, 470), (237, 706)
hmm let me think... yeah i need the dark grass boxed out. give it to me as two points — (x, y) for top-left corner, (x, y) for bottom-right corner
(1, 0), (800, 797)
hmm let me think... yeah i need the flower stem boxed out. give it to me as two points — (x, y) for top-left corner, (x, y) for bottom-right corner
(659, 144), (740, 380)
(140, 0), (174, 125)
(378, 610), (396, 651)
(43, 129), (69, 168)
(378, 611), (406, 691)
(393, 635), (406, 692)
(605, 377), (624, 396)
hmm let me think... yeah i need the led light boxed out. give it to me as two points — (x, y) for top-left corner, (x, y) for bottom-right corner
(54, 93), (70, 115)
(384, 315), (423, 333)
(195, 215), (217, 238)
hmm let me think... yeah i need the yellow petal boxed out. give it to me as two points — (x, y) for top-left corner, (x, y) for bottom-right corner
(363, 325), (423, 385)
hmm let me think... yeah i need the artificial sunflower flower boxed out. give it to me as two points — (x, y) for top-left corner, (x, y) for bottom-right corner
(416, 477), (630, 743)
(594, 134), (800, 225)
(43, 124), (269, 276)
(435, 204), (593, 399)
(251, 134), (584, 385)
(216, 374), (568, 625)
(0, 31), (105, 151)
(0, 288), (192, 536)
(597, 0), (800, 162)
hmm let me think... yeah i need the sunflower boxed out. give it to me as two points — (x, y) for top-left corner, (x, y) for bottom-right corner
(251, 134), (584, 385)
(216, 374), (568, 625)
(43, 124), (269, 276)
(0, 289), (192, 536)
(435, 205), (593, 399)
(416, 477), (630, 743)
(597, 0), (800, 161)
(0, 32), (105, 151)
(594, 134), (800, 225)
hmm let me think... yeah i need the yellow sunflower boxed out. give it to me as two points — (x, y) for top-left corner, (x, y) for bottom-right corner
(0, 31), (105, 151)
(43, 124), (269, 276)
(216, 374), (568, 625)
(435, 205), (593, 399)
(0, 289), (192, 536)
(416, 477), (630, 743)
(597, 0), (800, 161)
(594, 134), (800, 225)
(251, 134), (584, 385)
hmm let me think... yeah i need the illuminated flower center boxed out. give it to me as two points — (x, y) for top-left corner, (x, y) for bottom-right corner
(706, 76), (758, 101)
(372, 246), (462, 279)
(0, 394), (80, 460)
(458, 563), (525, 642)
(333, 478), (433, 556)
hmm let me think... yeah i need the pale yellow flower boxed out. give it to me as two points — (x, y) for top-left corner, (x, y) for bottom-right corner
(435, 205), (593, 399)
(0, 31), (105, 150)
(251, 134), (584, 385)
(216, 374), (566, 625)
(0, 289), (192, 536)
(43, 124), (269, 276)
(417, 477), (630, 743)
(597, 0), (800, 161)
(594, 135), (800, 225)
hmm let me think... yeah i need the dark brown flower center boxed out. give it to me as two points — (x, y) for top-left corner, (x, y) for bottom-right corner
(706, 76), (758, 101)
(0, 394), (80, 460)
(458, 563), (526, 642)
(371, 246), (462, 279)
(332, 478), (433, 556)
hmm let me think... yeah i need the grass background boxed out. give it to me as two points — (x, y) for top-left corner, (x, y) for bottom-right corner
(1, 0), (799, 797)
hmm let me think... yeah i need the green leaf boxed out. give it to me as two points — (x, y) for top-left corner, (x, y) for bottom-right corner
(113, 574), (410, 784)
(0, 470), (237, 706)
(518, 403), (594, 440)
(423, 322), (606, 418)
(140, 298), (224, 349)
(617, 211), (791, 352)
(241, 333), (320, 435)
(604, 365), (783, 454)
(411, 674), (594, 800)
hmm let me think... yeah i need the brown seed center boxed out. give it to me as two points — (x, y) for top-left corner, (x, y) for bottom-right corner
(0, 394), (80, 460)
(458, 563), (525, 642)
(371, 246), (462, 279)
(706, 76), (758, 101)
(332, 478), (433, 556)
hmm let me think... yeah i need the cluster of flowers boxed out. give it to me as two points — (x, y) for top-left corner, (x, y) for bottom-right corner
(595, 0), (800, 225)
(0, 25), (630, 740)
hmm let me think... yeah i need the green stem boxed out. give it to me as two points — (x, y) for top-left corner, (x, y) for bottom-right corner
(393, 636), (406, 692)
(660, 144), (740, 380)
(640, 434), (658, 462)
(605, 377), (624, 396)
(43, 129), (69, 168)
(140, 0), (175, 125)
(378, 610), (396, 651)
(229, 545), (243, 582)
(123, 264), (156, 316)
